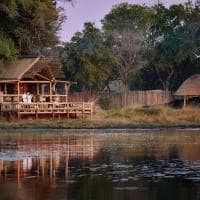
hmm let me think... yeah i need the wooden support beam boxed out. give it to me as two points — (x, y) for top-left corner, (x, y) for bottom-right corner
(52, 83), (56, 94)
(4, 84), (7, 94)
(17, 160), (21, 186)
(65, 83), (69, 102)
(17, 81), (20, 102)
(20, 81), (51, 83)
(17, 112), (20, 120)
(50, 82), (52, 102)
(37, 83), (39, 95)
(0, 80), (18, 83)
(34, 72), (50, 81)
(183, 96), (187, 108)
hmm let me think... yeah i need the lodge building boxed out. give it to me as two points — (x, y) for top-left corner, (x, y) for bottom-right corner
(0, 56), (93, 119)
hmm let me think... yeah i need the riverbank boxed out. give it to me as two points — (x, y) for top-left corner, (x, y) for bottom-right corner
(0, 106), (200, 130)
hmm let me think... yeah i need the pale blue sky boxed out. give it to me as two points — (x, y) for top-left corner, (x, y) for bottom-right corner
(58, 0), (194, 42)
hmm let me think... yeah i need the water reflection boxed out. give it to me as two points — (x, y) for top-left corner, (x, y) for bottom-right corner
(0, 130), (199, 200)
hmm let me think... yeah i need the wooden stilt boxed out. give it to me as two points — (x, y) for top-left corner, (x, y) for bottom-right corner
(17, 112), (20, 120)
(17, 160), (20, 186)
(42, 157), (45, 177)
(0, 111), (2, 120)
(17, 81), (20, 102)
(4, 84), (7, 95)
(82, 111), (84, 119)
(50, 154), (53, 178)
(52, 112), (55, 120)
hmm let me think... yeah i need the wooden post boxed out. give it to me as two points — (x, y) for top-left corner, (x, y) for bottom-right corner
(50, 154), (53, 178)
(65, 154), (69, 180)
(41, 157), (45, 177)
(17, 113), (20, 120)
(67, 111), (69, 119)
(37, 83), (39, 95)
(36, 110), (38, 120)
(50, 82), (52, 102)
(183, 96), (187, 108)
(82, 102), (84, 119)
(17, 160), (20, 186)
(4, 83), (7, 94)
(17, 81), (20, 102)
(90, 102), (93, 120)
(53, 82), (56, 94)
(52, 111), (55, 120)
(65, 83), (68, 102)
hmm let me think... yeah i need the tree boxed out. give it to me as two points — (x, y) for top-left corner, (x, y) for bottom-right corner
(0, 0), (66, 55)
(153, 28), (195, 91)
(102, 3), (151, 107)
(61, 22), (113, 91)
(102, 3), (153, 33)
(147, 2), (200, 91)
(109, 30), (145, 107)
(0, 34), (16, 70)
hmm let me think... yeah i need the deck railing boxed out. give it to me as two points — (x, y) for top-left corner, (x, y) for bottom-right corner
(0, 94), (68, 103)
(0, 102), (93, 113)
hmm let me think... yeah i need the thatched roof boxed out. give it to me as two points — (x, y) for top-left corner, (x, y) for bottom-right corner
(175, 74), (200, 96)
(0, 57), (66, 81)
(0, 58), (39, 80)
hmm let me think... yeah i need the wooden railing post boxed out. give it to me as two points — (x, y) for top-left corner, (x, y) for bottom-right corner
(17, 81), (20, 103)
(50, 82), (52, 102)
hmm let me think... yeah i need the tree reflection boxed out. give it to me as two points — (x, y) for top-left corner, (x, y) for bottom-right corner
(0, 131), (199, 200)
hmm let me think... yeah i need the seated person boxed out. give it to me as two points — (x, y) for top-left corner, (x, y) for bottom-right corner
(53, 96), (60, 107)
(22, 92), (28, 103)
(27, 92), (33, 103)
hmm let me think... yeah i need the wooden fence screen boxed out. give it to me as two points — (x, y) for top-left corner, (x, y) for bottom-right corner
(68, 90), (174, 109)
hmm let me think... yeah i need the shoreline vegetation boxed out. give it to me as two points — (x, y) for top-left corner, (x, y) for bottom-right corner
(0, 106), (200, 130)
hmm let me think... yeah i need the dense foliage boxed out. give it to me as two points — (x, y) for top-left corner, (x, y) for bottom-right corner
(60, 22), (113, 91)
(61, 1), (200, 93)
(0, 0), (69, 66)
(0, 0), (199, 95)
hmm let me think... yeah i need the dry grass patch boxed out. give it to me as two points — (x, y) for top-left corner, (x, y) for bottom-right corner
(104, 106), (200, 125)
(0, 106), (200, 129)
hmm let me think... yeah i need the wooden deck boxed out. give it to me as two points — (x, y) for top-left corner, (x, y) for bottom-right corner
(0, 102), (93, 119)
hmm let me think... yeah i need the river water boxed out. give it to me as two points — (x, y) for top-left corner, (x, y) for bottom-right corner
(0, 129), (199, 200)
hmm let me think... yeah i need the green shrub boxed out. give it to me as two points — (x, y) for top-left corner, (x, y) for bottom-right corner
(98, 96), (112, 110)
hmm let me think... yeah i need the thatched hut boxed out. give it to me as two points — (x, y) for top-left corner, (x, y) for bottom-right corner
(175, 74), (200, 107)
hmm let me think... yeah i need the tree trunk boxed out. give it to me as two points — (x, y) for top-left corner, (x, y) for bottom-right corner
(163, 73), (173, 92)
(122, 84), (128, 108)
(164, 80), (170, 92)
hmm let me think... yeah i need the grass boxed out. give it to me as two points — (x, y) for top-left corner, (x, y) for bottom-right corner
(104, 106), (200, 125)
(0, 106), (200, 129)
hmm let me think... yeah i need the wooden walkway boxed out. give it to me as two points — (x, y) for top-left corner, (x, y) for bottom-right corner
(0, 102), (93, 119)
